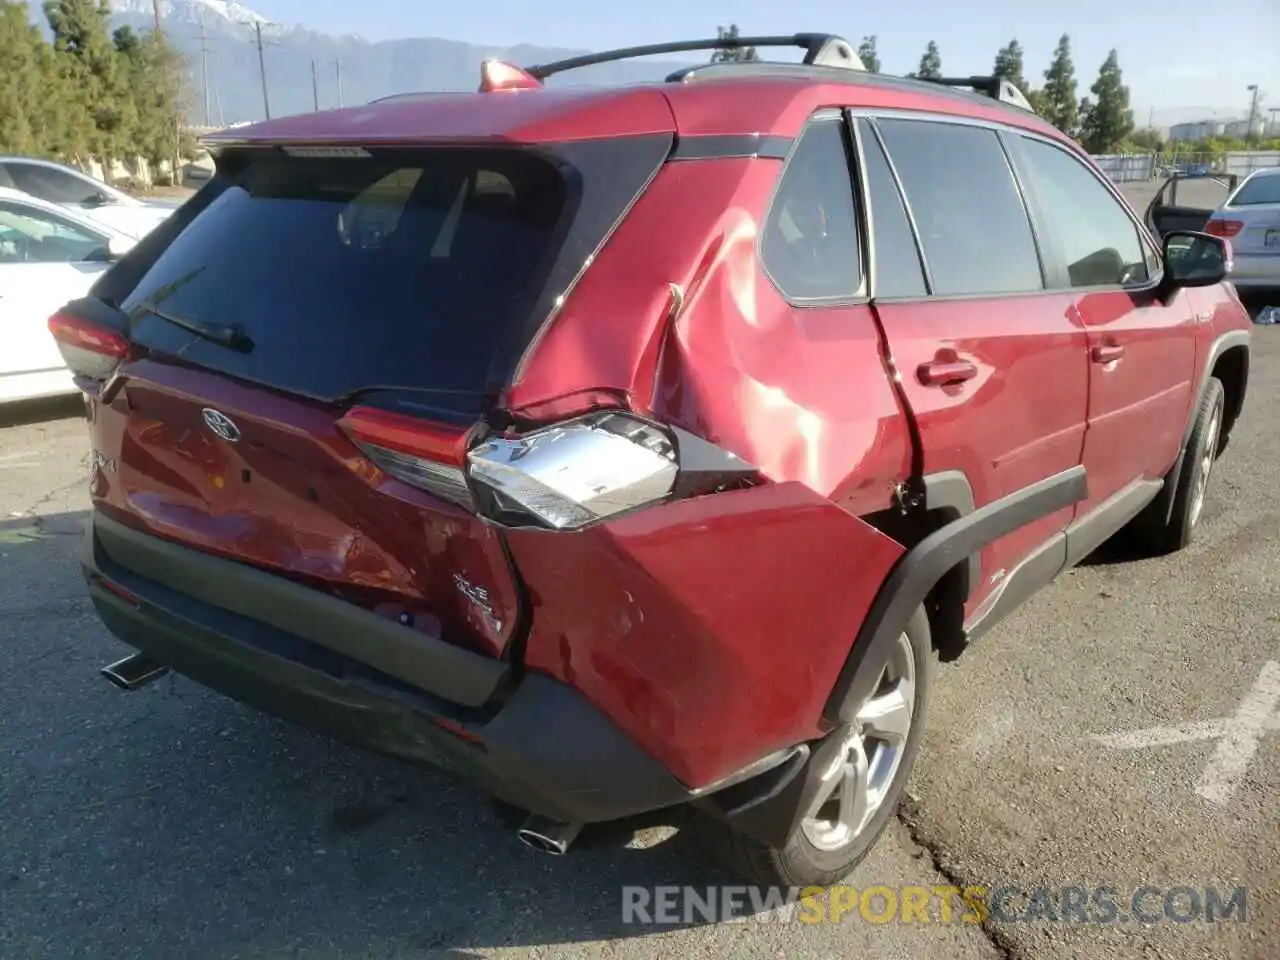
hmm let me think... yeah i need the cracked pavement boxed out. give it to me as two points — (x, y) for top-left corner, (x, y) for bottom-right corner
(1, 326), (1277, 959)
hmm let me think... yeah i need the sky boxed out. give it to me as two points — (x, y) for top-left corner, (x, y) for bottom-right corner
(244, 0), (1275, 126)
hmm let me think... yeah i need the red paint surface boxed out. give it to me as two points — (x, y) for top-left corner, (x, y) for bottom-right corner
(1073, 288), (1198, 515)
(506, 482), (905, 787)
(873, 294), (1088, 616)
(205, 75), (1070, 151)
(88, 359), (521, 658)
(508, 158), (913, 518)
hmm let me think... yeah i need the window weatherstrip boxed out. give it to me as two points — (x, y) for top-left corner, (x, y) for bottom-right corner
(863, 118), (935, 297)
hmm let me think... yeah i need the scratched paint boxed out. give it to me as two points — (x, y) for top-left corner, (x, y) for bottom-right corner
(1092, 661), (1280, 807)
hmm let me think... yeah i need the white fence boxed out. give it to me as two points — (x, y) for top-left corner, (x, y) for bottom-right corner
(1091, 150), (1280, 183)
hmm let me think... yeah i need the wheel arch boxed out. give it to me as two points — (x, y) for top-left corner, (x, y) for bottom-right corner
(1154, 330), (1251, 528)
(824, 465), (1088, 723)
(1211, 340), (1249, 450)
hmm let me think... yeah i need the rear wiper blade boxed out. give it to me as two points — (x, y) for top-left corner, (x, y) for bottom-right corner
(134, 300), (254, 353)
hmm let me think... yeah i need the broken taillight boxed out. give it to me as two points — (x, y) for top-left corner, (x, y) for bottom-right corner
(338, 405), (755, 530)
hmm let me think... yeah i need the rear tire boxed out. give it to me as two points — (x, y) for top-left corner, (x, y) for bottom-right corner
(1132, 377), (1225, 555)
(699, 608), (934, 888)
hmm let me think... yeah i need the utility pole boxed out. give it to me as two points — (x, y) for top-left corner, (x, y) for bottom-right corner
(253, 22), (271, 119)
(1246, 84), (1260, 147)
(311, 58), (320, 111)
(151, 0), (161, 32)
(199, 10), (212, 127)
(1270, 107), (1280, 138)
(335, 59), (343, 108)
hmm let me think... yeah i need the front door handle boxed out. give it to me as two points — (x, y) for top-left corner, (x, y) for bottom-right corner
(1091, 344), (1125, 364)
(918, 359), (978, 387)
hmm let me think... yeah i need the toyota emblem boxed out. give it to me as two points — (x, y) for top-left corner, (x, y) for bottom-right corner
(201, 408), (241, 443)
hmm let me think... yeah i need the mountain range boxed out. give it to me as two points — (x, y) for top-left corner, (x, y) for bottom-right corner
(25, 1), (1224, 130)
(27, 0), (701, 125)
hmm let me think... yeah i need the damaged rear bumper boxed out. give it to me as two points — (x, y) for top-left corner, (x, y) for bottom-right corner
(79, 511), (699, 825)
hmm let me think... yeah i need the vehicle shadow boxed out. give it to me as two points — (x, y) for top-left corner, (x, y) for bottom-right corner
(0, 511), (758, 959)
(0, 393), (86, 429)
(1075, 534), (1152, 567)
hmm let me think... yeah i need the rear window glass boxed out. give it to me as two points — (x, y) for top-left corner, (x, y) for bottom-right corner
(1230, 174), (1280, 207)
(116, 139), (669, 409)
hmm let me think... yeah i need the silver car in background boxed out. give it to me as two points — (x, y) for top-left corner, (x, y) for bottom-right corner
(1206, 168), (1280, 293)
(0, 156), (179, 241)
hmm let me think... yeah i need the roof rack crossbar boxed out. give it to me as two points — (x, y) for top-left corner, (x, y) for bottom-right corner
(917, 75), (1035, 112)
(526, 33), (862, 80)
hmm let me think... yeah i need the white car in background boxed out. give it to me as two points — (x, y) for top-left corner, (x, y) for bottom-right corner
(0, 156), (179, 241)
(0, 186), (136, 405)
(1206, 167), (1280, 293)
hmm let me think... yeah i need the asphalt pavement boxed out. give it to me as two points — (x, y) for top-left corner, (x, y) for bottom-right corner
(1, 334), (1276, 959)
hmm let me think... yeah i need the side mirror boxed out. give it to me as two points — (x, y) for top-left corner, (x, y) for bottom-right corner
(105, 235), (135, 261)
(82, 192), (110, 209)
(1159, 230), (1230, 298)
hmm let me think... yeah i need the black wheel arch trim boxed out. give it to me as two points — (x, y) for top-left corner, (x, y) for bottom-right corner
(921, 470), (981, 598)
(1186, 330), (1250, 448)
(1158, 329), (1251, 527)
(825, 464), (1088, 723)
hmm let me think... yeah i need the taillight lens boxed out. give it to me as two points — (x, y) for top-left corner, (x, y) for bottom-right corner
(1206, 219), (1243, 238)
(339, 406), (757, 530)
(48, 311), (131, 383)
(337, 406), (474, 508)
(468, 412), (679, 529)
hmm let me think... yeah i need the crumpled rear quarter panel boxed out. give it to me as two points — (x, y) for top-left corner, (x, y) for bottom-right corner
(504, 482), (905, 789)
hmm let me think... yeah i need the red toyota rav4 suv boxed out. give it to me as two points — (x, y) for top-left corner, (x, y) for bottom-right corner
(55, 34), (1251, 887)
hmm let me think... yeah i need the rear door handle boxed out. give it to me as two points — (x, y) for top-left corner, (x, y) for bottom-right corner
(1091, 344), (1125, 364)
(917, 360), (978, 387)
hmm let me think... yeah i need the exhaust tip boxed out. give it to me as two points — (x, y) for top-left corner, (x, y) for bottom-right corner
(517, 816), (582, 856)
(100, 653), (168, 692)
(517, 828), (570, 856)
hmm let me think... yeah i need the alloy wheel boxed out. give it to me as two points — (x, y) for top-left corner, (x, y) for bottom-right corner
(1189, 398), (1222, 529)
(800, 632), (916, 852)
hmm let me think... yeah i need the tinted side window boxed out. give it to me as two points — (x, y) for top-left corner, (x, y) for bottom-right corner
(7, 162), (103, 205)
(856, 119), (927, 298)
(875, 119), (1043, 296)
(1017, 137), (1149, 287)
(761, 118), (862, 301)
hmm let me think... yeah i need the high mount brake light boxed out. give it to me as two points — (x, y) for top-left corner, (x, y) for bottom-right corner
(478, 60), (543, 93)
(47, 311), (131, 383)
(467, 413), (679, 530)
(337, 406), (474, 509)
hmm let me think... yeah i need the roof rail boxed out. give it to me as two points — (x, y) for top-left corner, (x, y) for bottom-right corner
(524, 33), (864, 81)
(916, 75), (1035, 112)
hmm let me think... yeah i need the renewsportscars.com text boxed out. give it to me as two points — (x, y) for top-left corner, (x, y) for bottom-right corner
(621, 884), (1248, 926)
